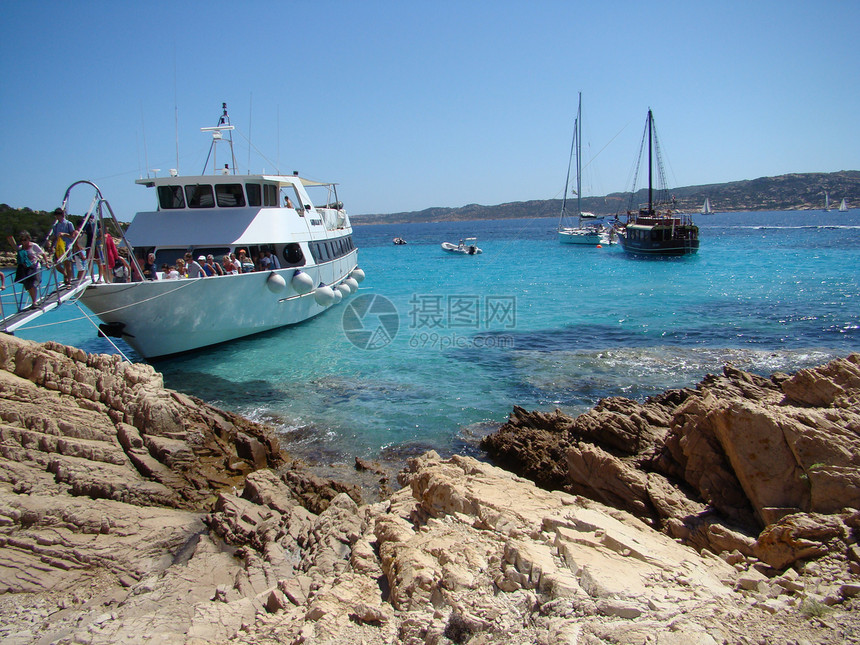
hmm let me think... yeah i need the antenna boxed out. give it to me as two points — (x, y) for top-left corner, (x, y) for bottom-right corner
(248, 93), (253, 172)
(141, 104), (150, 178)
(200, 103), (236, 174)
(173, 44), (180, 173)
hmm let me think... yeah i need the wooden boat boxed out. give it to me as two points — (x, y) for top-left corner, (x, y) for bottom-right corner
(616, 109), (699, 256)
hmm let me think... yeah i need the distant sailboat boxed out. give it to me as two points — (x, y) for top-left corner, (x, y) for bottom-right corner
(839, 198), (848, 212)
(701, 197), (713, 215)
(558, 93), (605, 245)
(824, 192), (831, 211)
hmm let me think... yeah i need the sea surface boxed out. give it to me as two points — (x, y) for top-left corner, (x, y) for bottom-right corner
(8, 210), (860, 468)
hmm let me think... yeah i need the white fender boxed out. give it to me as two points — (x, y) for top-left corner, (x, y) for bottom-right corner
(344, 277), (359, 293)
(313, 283), (335, 306)
(266, 272), (287, 293)
(336, 283), (351, 298)
(350, 267), (366, 283)
(291, 269), (315, 295)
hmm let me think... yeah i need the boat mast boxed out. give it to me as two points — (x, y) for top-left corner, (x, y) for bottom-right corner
(559, 94), (579, 230)
(647, 108), (653, 214)
(576, 92), (583, 221)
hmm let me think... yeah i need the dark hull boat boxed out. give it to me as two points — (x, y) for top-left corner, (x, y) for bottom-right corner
(618, 109), (699, 256)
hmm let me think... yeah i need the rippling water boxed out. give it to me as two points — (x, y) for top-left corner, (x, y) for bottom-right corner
(10, 210), (860, 467)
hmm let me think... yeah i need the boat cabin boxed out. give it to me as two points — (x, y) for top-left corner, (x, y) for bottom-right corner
(127, 173), (353, 271)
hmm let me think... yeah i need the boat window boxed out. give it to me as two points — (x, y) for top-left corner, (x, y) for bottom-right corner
(264, 184), (278, 207)
(282, 243), (305, 267)
(185, 185), (215, 208)
(215, 184), (246, 207)
(157, 185), (186, 209)
(246, 183), (262, 206)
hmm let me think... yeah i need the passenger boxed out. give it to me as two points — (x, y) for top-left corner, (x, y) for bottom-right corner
(71, 233), (86, 283)
(268, 249), (281, 269)
(185, 253), (206, 278)
(48, 208), (75, 286)
(285, 196), (294, 208)
(143, 253), (159, 280)
(237, 249), (253, 273)
(78, 217), (104, 282)
(229, 252), (242, 274)
(175, 258), (187, 277)
(112, 253), (131, 283)
(15, 231), (45, 307)
(206, 254), (224, 276)
(103, 233), (120, 283)
(259, 250), (272, 272)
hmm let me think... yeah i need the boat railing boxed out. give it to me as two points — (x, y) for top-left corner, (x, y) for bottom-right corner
(1, 181), (145, 330)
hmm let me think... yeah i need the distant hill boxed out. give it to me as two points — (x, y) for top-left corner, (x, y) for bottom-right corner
(353, 170), (860, 225)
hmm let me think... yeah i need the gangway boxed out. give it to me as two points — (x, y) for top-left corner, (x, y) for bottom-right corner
(0, 278), (92, 333)
(1, 179), (142, 337)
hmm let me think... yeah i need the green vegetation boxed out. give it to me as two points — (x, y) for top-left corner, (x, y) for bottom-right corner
(1, 204), (127, 251)
(0, 205), (60, 249)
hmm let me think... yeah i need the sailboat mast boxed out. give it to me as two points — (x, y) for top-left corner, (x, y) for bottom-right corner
(576, 92), (582, 219)
(647, 109), (653, 214)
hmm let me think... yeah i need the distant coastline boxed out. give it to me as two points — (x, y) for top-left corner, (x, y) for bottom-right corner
(352, 170), (860, 225)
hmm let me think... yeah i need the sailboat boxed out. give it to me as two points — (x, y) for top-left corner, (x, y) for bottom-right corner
(824, 192), (831, 211)
(558, 93), (605, 245)
(701, 197), (713, 215)
(616, 108), (699, 256)
(839, 198), (848, 212)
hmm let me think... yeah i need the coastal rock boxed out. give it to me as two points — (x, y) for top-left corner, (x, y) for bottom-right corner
(1, 334), (858, 644)
(482, 354), (860, 572)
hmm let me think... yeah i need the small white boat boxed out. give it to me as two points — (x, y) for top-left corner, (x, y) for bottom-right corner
(441, 237), (482, 254)
(72, 103), (364, 359)
(701, 197), (713, 214)
(393, 237), (407, 245)
(839, 198), (848, 212)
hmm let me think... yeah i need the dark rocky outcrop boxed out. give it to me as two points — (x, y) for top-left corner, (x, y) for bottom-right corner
(482, 354), (860, 572)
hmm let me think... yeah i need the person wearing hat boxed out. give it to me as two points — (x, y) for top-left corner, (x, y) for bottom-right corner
(184, 252), (207, 278)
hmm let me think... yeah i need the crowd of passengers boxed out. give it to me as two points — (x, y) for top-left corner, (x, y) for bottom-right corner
(143, 248), (282, 281)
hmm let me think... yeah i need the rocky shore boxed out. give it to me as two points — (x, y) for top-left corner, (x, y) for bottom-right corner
(0, 334), (858, 644)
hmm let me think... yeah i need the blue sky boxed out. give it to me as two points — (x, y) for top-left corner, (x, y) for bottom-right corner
(1, 1), (857, 218)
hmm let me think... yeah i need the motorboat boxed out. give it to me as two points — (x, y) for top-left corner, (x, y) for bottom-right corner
(393, 237), (407, 245)
(71, 103), (364, 359)
(616, 109), (699, 256)
(441, 237), (482, 255)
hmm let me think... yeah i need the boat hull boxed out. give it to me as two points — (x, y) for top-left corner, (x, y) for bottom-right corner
(441, 242), (481, 254)
(619, 228), (699, 256)
(558, 228), (602, 245)
(78, 252), (358, 358)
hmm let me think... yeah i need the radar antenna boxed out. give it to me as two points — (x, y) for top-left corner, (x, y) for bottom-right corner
(200, 103), (237, 174)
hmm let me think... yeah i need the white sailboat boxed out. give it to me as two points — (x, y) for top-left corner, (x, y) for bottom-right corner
(824, 192), (831, 211)
(839, 198), (848, 212)
(701, 197), (713, 215)
(558, 93), (605, 245)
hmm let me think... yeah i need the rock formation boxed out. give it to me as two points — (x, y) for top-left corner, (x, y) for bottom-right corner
(1, 334), (858, 644)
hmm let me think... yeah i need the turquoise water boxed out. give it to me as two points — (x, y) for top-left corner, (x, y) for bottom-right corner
(8, 210), (860, 465)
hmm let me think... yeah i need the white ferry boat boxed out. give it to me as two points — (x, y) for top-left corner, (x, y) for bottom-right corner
(75, 104), (364, 359)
